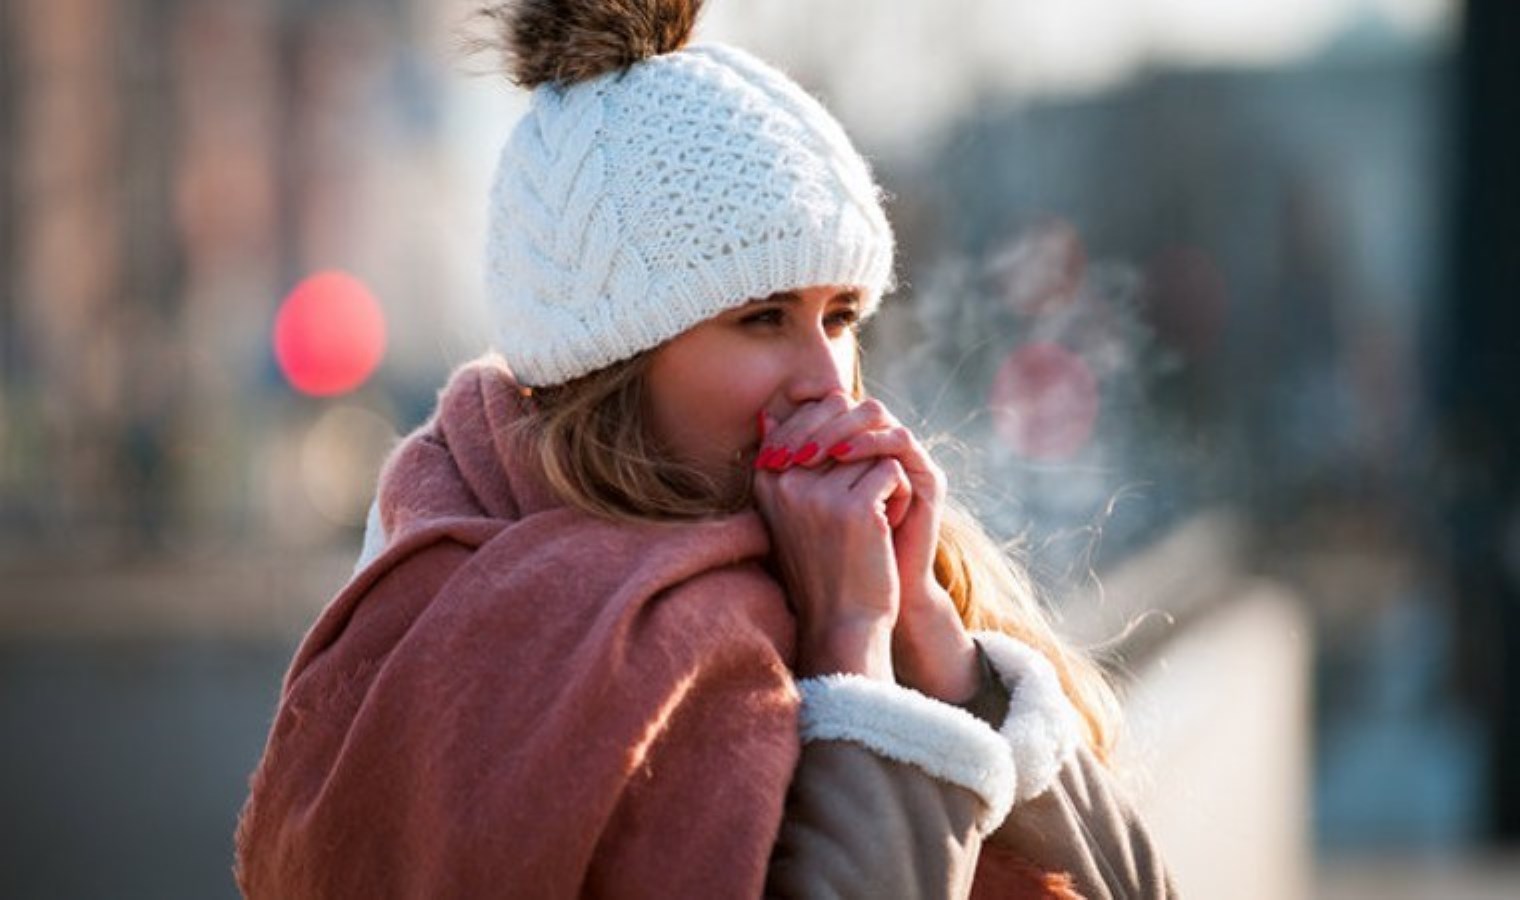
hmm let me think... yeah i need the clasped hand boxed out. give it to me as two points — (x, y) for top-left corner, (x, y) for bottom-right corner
(751, 393), (979, 704)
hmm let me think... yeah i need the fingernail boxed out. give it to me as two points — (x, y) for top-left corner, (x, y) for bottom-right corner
(768, 448), (794, 470)
(792, 442), (819, 464)
(827, 442), (852, 459)
(757, 409), (768, 440)
(754, 447), (778, 470)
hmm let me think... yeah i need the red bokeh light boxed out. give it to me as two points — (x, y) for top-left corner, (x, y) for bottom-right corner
(988, 342), (1100, 461)
(273, 270), (387, 397)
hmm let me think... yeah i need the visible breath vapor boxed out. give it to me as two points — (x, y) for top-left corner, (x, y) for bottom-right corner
(870, 221), (1208, 582)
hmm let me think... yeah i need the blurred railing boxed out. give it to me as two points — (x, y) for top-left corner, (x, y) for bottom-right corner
(0, 550), (350, 641)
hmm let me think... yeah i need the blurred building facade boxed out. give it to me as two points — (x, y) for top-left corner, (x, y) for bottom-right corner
(875, 45), (1448, 564)
(0, 0), (478, 565)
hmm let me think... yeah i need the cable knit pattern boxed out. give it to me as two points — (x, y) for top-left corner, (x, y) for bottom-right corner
(974, 631), (1087, 804)
(487, 41), (896, 385)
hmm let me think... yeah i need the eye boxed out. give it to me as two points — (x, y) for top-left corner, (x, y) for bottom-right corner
(826, 308), (861, 333)
(740, 307), (785, 327)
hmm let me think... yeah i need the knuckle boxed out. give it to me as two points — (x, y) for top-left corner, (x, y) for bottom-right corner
(822, 392), (851, 417)
(857, 398), (887, 420)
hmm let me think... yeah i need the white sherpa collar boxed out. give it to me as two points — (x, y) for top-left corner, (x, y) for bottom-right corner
(794, 633), (1085, 834)
(796, 674), (1016, 834)
(973, 630), (1086, 804)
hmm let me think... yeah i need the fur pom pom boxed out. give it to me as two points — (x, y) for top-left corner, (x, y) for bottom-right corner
(480, 0), (706, 88)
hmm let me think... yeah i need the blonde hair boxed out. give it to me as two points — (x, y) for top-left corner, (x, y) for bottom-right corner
(505, 351), (1122, 763)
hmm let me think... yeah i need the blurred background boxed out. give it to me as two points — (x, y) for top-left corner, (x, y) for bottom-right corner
(1, 0), (1516, 896)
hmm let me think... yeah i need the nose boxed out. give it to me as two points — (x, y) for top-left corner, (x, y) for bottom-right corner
(783, 321), (853, 407)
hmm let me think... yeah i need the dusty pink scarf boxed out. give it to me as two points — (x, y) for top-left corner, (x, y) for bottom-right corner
(234, 356), (1073, 898)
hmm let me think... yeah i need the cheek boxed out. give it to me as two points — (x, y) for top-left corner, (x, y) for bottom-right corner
(647, 344), (773, 459)
(681, 360), (772, 445)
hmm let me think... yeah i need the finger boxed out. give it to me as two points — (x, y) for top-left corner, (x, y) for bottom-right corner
(832, 456), (912, 513)
(847, 457), (911, 524)
(839, 453), (905, 532)
(759, 460), (870, 541)
(828, 425), (943, 500)
(784, 398), (896, 470)
(888, 461), (913, 528)
(768, 456), (868, 501)
(769, 457), (883, 509)
(758, 392), (852, 469)
(884, 482), (911, 529)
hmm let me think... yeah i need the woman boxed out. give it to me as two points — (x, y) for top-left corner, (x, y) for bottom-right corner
(235, 2), (1177, 897)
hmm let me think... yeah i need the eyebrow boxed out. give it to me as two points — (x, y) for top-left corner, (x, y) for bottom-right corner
(746, 289), (862, 307)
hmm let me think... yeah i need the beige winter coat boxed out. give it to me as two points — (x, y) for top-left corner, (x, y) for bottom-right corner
(767, 643), (1179, 899)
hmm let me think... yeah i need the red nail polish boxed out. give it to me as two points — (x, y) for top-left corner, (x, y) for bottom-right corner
(754, 447), (777, 470)
(768, 448), (793, 470)
(827, 442), (852, 459)
(793, 442), (819, 464)
(757, 409), (768, 440)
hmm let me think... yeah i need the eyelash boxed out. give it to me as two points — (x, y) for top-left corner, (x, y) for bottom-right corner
(741, 308), (861, 332)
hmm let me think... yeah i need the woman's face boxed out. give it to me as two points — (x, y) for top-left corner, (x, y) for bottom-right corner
(644, 284), (864, 498)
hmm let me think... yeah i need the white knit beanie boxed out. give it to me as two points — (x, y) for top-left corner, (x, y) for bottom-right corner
(483, 1), (897, 386)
